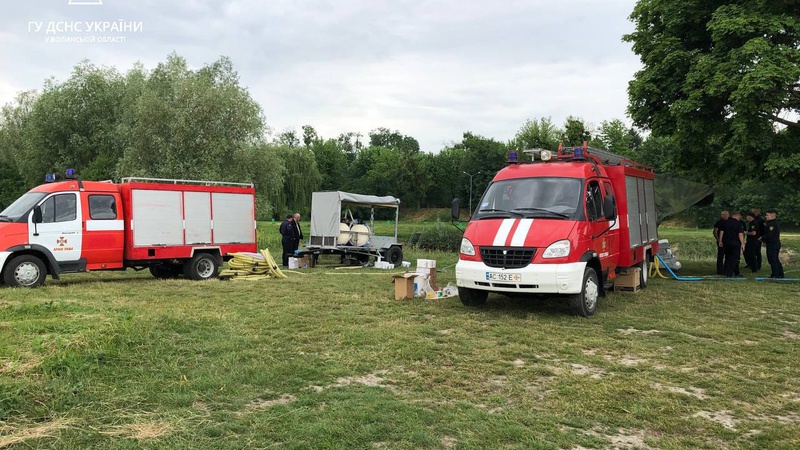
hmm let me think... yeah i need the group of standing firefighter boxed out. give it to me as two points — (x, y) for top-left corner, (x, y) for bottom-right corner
(714, 208), (784, 278)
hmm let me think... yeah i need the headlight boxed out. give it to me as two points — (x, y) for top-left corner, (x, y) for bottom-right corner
(542, 239), (570, 259)
(460, 238), (475, 256)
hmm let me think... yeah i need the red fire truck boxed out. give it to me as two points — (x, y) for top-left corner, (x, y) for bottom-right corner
(453, 144), (659, 316)
(0, 172), (257, 287)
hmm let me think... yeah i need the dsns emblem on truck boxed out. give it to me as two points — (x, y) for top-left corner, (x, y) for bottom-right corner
(54, 236), (74, 252)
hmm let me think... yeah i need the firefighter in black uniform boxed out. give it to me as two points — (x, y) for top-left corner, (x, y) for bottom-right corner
(713, 211), (729, 276)
(743, 212), (760, 272)
(763, 210), (784, 279)
(752, 208), (766, 271)
(719, 211), (744, 278)
(279, 214), (298, 267)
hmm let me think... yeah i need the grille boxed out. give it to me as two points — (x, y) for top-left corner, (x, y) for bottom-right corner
(480, 247), (536, 269)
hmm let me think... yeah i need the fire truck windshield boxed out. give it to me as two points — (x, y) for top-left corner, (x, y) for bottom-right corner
(0, 192), (48, 222)
(474, 177), (582, 220)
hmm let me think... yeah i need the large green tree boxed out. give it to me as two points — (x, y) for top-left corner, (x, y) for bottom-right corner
(625, 0), (800, 182)
(0, 54), (288, 219)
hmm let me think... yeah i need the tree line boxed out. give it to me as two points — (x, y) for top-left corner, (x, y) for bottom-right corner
(0, 53), (650, 220)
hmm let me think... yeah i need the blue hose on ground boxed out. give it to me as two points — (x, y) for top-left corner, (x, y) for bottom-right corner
(653, 254), (747, 281)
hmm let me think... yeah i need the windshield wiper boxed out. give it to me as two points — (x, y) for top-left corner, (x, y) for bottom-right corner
(0, 215), (12, 222)
(478, 208), (523, 217)
(512, 208), (570, 219)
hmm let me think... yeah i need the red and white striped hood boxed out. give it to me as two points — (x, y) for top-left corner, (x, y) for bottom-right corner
(464, 218), (577, 248)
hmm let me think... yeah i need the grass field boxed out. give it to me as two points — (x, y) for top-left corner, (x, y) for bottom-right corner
(1, 223), (798, 449)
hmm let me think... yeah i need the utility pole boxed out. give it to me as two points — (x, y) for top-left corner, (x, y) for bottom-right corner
(462, 171), (481, 214)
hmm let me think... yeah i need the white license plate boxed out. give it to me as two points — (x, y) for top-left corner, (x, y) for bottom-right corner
(486, 272), (521, 282)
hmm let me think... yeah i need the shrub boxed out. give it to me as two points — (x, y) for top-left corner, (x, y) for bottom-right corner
(416, 221), (463, 252)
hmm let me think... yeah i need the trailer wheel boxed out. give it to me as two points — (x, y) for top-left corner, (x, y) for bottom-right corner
(458, 287), (488, 307)
(639, 256), (649, 288)
(150, 264), (182, 279)
(4, 255), (47, 288)
(384, 246), (403, 266)
(570, 267), (599, 317)
(184, 253), (219, 281)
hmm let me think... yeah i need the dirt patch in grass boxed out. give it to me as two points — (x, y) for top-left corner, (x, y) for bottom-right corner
(782, 330), (800, 340)
(0, 355), (43, 377)
(511, 359), (525, 367)
(440, 436), (457, 449)
(570, 364), (607, 379)
(603, 355), (647, 366)
(101, 421), (172, 440)
(616, 327), (662, 335)
(243, 394), (297, 411)
(310, 370), (392, 392)
(652, 383), (709, 400)
(570, 426), (656, 450)
(692, 411), (739, 429)
(0, 419), (74, 448)
(748, 412), (800, 424)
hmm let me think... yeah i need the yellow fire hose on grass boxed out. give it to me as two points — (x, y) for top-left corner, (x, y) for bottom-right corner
(219, 249), (288, 280)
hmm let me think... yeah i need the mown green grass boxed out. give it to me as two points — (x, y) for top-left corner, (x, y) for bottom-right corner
(1, 225), (798, 449)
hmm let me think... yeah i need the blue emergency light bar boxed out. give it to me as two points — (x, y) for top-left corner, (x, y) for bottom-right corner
(65, 168), (77, 179)
(507, 151), (519, 164)
(45, 173), (57, 183)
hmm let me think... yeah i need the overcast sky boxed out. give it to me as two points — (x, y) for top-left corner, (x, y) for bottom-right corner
(1, 0), (641, 152)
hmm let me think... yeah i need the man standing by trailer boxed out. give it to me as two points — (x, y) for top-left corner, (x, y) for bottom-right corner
(763, 210), (784, 279)
(719, 211), (744, 278)
(279, 214), (297, 267)
(293, 213), (304, 255)
(713, 211), (729, 275)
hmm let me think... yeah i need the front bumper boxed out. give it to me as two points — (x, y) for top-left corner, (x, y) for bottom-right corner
(0, 251), (11, 273)
(455, 260), (587, 294)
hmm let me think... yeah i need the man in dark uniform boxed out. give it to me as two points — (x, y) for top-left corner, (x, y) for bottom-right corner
(743, 212), (760, 272)
(292, 213), (304, 254)
(752, 208), (766, 271)
(713, 211), (729, 275)
(718, 211), (744, 277)
(279, 214), (298, 267)
(763, 210), (784, 278)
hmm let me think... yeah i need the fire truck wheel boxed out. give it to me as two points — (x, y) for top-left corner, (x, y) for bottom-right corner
(458, 286), (488, 307)
(150, 264), (182, 279)
(570, 267), (599, 317)
(4, 255), (47, 288)
(184, 253), (219, 281)
(639, 257), (649, 288)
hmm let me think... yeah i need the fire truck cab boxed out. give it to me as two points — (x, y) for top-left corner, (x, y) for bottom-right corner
(454, 145), (659, 316)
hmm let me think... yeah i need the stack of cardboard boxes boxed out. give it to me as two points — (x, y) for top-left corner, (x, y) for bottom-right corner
(392, 259), (439, 300)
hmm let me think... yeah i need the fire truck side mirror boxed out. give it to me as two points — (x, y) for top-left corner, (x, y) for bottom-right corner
(32, 205), (43, 224)
(451, 198), (460, 220)
(603, 195), (616, 221)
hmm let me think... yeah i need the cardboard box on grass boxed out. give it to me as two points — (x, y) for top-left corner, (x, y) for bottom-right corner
(297, 255), (313, 268)
(392, 273), (422, 300)
(615, 267), (641, 292)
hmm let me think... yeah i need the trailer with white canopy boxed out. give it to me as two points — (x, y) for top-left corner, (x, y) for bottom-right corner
(306, 191), (403, 265)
